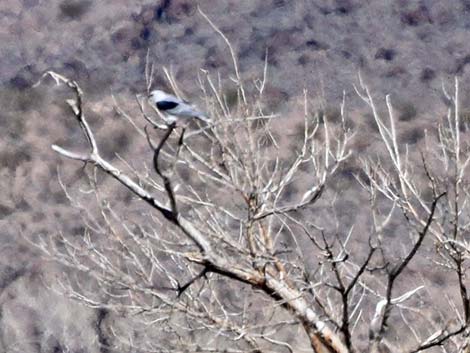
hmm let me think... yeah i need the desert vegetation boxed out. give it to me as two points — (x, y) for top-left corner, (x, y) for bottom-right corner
(25, 10), (470, 352)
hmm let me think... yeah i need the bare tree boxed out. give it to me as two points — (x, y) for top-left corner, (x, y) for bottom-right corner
(354, 76), (470, 352)
(31, 12), (470, 353)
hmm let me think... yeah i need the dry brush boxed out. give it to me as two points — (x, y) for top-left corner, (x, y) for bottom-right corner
(31, 14), (470, 353)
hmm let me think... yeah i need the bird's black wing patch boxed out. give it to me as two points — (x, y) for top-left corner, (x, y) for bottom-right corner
(156, 100), (179, 111)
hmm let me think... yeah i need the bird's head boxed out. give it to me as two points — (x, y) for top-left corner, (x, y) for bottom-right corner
(148, 90), (168, 103)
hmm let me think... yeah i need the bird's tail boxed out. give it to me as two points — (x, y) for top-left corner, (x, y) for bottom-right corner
(196, 113), (212, 124)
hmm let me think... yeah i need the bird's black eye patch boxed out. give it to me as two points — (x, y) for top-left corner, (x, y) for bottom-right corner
(156, 101), (179, 111)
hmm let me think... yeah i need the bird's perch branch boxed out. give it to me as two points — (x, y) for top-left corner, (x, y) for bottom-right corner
(41, 71), (349, 353)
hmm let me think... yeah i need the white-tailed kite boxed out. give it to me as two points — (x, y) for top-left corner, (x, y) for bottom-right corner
(148, 90), (211, 124)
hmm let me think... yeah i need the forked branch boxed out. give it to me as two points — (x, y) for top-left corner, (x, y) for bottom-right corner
(39, 70), (350, 353)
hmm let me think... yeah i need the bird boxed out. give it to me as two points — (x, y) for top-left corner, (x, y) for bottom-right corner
(148, 90), (211, 125)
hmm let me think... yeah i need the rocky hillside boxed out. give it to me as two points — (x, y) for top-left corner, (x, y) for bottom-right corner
(2, 0), (470, 352)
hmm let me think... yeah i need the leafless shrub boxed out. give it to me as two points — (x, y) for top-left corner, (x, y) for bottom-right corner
(30, 10), (470, 353)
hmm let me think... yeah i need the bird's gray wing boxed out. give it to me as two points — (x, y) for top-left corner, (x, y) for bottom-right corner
(167, 101), (204, 118)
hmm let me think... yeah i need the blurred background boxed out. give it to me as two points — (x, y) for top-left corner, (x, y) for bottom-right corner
(2, 0), (470, 352)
